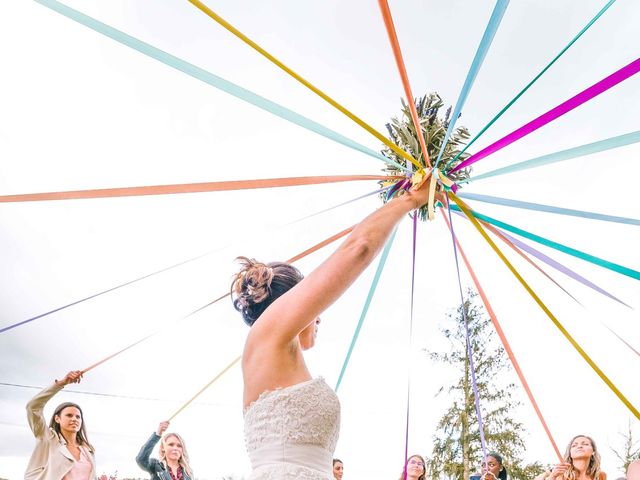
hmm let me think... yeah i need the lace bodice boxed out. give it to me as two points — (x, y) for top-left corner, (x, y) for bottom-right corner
(244, 377), (340, 479)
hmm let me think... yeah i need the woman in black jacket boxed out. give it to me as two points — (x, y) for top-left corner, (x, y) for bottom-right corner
(136, 421), (193, 480)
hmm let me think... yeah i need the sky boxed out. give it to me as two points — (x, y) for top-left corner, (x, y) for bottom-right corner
(1, 0), (639, 479)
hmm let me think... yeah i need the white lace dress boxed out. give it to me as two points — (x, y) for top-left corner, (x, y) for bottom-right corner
(244, 377), (341, 479)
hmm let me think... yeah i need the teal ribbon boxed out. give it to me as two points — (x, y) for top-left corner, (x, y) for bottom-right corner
(335, 227), (398, 391)
(458, 193), (640, 226)
(464, 130), (640, 182)
(448, 205), (640, 280)
(444, 0), (617, 171)
(434, 0), (509, 170)
(33, 0), (406, 172)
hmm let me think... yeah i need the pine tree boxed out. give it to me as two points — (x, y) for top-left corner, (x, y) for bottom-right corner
(426, 291), (544, 480)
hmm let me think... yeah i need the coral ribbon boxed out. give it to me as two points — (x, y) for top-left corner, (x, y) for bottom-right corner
(0, 175), (399, 203)
(449, 192), (640, 421)
(378, 0), (431, 170)
(76, 225), (354, 371)
(189, 0), (422, 172)
(440, 208), (562, 460)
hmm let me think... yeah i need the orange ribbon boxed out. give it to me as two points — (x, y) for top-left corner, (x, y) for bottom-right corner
(440, 209), (562, 460)
(0, 175), (401, 203)
(81, 224), (354, 374)
(188, 0), (423, 173)
(449, 192), (640, 421)
(378, 0), (432, 170)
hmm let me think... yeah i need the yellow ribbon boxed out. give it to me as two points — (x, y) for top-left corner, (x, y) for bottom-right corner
(427, 169), (439, 220)
(449, 192), (640, 421)
(168, 355), (241, 421)
(188, 0), (423, 173)
(435, 168), (455, 189)
(422, 168), (453, 220)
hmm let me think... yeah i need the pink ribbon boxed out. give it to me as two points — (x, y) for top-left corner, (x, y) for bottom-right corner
(450, 57), (640, 173)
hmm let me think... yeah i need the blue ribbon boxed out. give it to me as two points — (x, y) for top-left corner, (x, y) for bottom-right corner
(458, 192), (640, 226)
(33, 0), (407, 172)
(465, 130), (640, 182)
(434, 0), (509, 171)
(448, 205), (640, 280)
(444, 0), (618, 171)
(335, 227), (398, 391)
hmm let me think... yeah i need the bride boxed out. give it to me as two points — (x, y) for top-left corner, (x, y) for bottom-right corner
(231, 178), (436, 479)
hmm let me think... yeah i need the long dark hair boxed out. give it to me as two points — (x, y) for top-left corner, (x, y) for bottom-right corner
(49, 402), (94, 452)
(487, 452), (508, 480)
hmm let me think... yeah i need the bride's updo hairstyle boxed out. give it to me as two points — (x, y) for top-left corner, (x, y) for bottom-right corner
(232, 256), (304, 326)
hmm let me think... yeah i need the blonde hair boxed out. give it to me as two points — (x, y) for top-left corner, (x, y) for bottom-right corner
(159, 433), (193, 478)
(563, 435), (602, 480)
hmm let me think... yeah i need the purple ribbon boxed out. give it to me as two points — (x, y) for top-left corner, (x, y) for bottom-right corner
(445, 196), (489, 462)
(403, 214), (419, 479)
(450, 210), (630, 308)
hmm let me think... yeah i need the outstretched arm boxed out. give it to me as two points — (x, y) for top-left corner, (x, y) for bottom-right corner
(252, 179), (438, 346)
(135, 421), (169, 474)
(26, 370), (82, 438)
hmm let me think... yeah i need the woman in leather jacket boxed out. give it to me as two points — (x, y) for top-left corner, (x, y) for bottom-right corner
(136, 421), (193, 480)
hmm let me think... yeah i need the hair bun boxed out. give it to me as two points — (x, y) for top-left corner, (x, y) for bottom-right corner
(231, 257), (274, 323)
(230, 257), (303, 326)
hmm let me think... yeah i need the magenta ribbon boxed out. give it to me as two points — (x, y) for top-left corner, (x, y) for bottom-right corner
(450, 57), (640, 173)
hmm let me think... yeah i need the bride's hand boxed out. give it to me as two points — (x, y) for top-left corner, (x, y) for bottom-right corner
(404, 171), (443, 209)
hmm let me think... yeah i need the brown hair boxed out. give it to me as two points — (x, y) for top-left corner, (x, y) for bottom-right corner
(231, 256), (303, 326)
(49, 402), (94, 452)
(398, 454), (426, 480)
(563, 435), (602, 480)
(160, 433), (193, 478)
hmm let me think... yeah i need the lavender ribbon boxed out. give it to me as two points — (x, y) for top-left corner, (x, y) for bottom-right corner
(445, 196), (489, 462)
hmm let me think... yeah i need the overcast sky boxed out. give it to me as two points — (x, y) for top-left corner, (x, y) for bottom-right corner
(1, 0), (639, 479)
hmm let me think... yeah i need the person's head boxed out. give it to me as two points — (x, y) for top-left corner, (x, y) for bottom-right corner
(160, 433), (193, 477)
(563, 435), (602, 480)
(483, 452), (507, 480)
(333, 458), (344, 480)
(232, 257), (315, 345)
(49, 402), (93, 451)
(400, 454), (426, 480)
(627, 459), (640, 480)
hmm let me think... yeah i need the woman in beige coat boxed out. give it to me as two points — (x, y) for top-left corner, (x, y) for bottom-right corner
(25, 370), (96, 480)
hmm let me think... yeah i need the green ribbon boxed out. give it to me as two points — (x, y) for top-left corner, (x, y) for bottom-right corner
(33, 0), (406, 171)
(448, 205), (640, 280)
(444, 0), (617, 171)
(464, 130), (640, 182)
